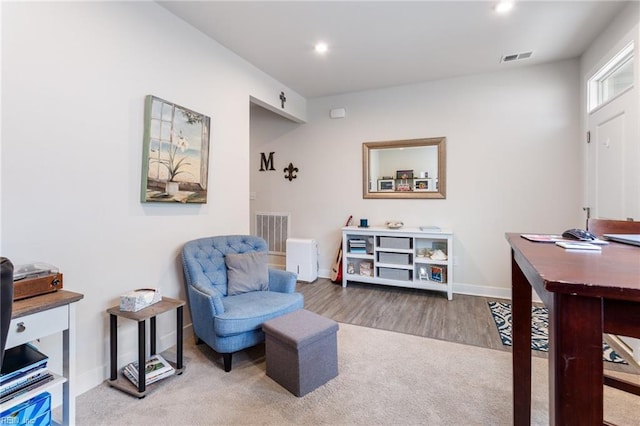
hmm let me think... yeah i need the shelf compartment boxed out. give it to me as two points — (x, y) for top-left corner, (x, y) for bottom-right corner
(415, 239), (448, 257)
(345, 253), (374, 259)
(345, 259), (374, 276)
(346, 236), (374, 255)
(425, 265), (447, 283)
(0, 373), (65, 412)
(376, 262), (413, 270)
(375, 247), (413, 254)
(414, 258), (448, 266)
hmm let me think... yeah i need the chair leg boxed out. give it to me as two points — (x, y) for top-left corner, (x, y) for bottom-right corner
(223, 353), (232, 372)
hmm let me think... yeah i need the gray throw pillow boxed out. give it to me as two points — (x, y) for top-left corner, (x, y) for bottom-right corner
(225, 251), (269, 296)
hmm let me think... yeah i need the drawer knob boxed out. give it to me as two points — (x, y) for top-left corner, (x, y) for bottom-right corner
(16, 322), (26, 333)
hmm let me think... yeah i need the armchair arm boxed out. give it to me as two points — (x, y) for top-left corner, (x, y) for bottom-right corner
(188, 282), (225, 315)
(187, 284), (225, 345)
(268, 268), (297, 293)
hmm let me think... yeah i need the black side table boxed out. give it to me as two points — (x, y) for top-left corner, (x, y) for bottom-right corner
(106, 297), (185, 398)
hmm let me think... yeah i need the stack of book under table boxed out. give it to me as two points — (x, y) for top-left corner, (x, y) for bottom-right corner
(122, 354), (175, 387)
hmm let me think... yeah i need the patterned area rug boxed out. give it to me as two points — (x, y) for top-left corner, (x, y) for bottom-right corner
(488, 301), (627, 364)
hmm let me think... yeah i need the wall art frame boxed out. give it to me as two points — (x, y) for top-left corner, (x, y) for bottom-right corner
(140, 95), (211, 203)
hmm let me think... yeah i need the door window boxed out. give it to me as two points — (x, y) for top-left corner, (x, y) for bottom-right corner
(588, 42), (634, 112)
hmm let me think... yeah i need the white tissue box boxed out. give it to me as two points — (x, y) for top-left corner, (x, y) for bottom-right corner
(120, 288), (162, 312)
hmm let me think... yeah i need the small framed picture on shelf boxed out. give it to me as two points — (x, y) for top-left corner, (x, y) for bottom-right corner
(347, 262), (355, 275)
(396, 182), (411, 191)
(359, 261), (373, 277)
(396, 169), (414, 180)
(418, 266), (429, 280)
(429, 266), (446, 283)
(378, 179), (395, 191)
(414, 179), (429, 191)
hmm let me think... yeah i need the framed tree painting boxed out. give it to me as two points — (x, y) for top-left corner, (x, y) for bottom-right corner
(141, 95), (211, 203)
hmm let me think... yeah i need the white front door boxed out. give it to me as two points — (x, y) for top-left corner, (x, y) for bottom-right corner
(586, 43), (640, 363)
(586, 89), (637, 220)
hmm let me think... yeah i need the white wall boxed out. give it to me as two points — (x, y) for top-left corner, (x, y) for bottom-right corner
(251, 60), (584, 297)
(1, 1), (305, 396)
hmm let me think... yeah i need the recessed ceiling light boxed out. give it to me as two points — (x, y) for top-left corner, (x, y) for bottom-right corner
(494, 1), (514, 14)
(314, 42), (328, 54)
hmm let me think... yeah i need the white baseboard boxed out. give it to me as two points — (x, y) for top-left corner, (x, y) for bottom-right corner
(453, 281), (511, 299)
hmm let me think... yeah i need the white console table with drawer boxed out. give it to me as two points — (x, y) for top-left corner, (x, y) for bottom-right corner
(2, 290), (84, 425)
(342, 226), (453, 300)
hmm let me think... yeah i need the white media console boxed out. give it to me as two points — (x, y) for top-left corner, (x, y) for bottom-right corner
(341, 226), (453, 300)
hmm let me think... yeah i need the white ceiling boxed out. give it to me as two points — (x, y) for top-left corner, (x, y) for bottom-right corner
(159, 1), (627, 98)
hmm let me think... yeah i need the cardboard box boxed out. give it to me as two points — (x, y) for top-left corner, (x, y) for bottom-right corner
(120, 289), (162, 312)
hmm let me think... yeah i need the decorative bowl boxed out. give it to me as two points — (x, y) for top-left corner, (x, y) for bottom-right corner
(386, 221), (404, 229)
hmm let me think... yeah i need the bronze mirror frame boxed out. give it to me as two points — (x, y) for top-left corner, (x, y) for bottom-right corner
(362, 137), (446, 199)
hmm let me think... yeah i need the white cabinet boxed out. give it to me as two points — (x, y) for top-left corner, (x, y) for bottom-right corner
(341, 226), (453, 300)
(1, 291), (83, 426)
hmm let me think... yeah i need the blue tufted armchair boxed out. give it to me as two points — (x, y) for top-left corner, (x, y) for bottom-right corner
(181, 235), (303, 372)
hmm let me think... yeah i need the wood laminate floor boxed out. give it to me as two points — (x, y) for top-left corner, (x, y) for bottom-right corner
(296, 278), (637, 374)
(297, 278), (506, 350)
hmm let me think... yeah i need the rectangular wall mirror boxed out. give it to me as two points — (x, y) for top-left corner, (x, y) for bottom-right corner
(363, 137), (446, 199)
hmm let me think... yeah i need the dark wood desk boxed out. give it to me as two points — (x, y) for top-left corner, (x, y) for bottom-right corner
(506, 233), (640, 425)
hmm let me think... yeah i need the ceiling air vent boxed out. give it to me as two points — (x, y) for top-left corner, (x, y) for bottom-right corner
(501, 51), (533, 63)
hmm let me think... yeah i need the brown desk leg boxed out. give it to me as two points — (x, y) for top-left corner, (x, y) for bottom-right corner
(511, 250), (532, 425)
(549, 295), (603, 425)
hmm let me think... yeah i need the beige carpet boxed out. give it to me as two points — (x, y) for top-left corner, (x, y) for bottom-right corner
(73, 323), (640, 425)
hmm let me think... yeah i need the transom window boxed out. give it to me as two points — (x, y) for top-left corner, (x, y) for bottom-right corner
(588, 42), (634, 112)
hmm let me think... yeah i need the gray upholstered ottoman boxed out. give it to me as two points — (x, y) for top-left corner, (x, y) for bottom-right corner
(262, 309), (339, 397)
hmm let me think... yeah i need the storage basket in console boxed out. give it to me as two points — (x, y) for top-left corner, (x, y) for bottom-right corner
(378, 236), (412, 250)
(377, 252), (411, 265)
(377, 267), (412, 281)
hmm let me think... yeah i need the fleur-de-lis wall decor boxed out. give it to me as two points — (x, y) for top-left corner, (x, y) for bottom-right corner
(284, 163), (298, 181)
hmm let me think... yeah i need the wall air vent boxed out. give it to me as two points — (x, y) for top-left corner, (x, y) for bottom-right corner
(500, 51), (533, 63)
